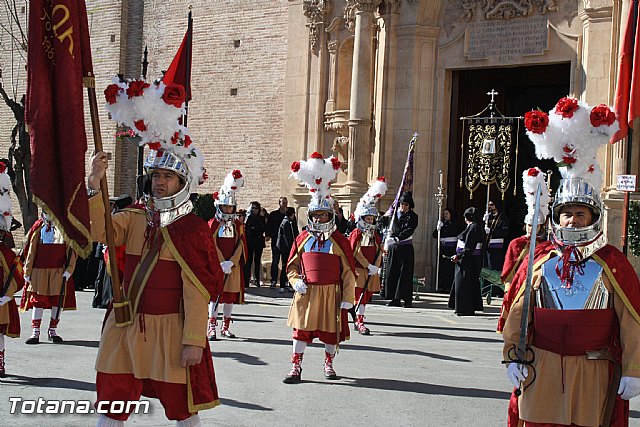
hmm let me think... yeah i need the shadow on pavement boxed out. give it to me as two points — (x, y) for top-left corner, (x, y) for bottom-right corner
(305, 376), (511, 400)
(631, 410), (640, 419)
(376, 331), (502, 344)
(232, 313), (287, 320)
(245, 337), (471, 363)
(220, 398), (273, 411)
(1, 375), (95, 391)
(61, 340), (101, 348)
(211, 351), (268, 366)
(366, 321), (496, 334)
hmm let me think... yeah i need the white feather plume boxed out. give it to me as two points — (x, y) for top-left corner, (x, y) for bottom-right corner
(354, 177), (388, 220)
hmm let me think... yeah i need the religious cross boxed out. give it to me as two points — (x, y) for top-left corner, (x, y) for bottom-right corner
(487, 89), (499, 103)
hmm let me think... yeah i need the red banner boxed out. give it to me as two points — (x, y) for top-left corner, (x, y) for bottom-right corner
(612, 0), (640, 143)
(163, 13), (193, 102)
(25, 0), (93, 257)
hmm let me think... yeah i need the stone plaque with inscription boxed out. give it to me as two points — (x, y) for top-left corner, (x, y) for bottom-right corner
(465, 15), (549, 61)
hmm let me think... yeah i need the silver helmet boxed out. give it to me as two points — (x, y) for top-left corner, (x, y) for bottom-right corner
(214, 170), (244, 222)
(143, 149), (193, 227)
(551, 177), (603, 246)
(307, 197), (335, 234)
(356, 205), (378, 232)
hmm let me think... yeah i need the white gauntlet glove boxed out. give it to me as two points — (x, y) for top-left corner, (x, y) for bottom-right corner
(340, 302), (353, 310)
(220, 261), (234, 275)
(436, 220), (443, 231)
(0, 296), (11, 307)
(367, 264), (380, 276)
(483, 213), (491, 222)
(484, 226), (491, 235)
(291, 279), (307, 295)
(62, 271), (72, 280)
(506, 363), (529, 388)
(23, 275), (31, 284)
(618, 376), (640, 400)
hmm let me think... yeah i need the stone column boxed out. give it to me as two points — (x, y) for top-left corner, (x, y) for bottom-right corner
(346, 0), (381, 190)
(325, 39), (339, 112)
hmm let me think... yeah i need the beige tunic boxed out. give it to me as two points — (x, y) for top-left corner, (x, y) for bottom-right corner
(23, 227), (77, 298)
(212, 222), (245, 294)
(90, 196), (208, 384)
(503, 258), (640, 426)
(353, 233), (382, 293)
(286, 235), (356, 332)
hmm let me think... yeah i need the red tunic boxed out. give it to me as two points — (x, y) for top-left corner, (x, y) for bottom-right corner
(0, 244), (22, 337)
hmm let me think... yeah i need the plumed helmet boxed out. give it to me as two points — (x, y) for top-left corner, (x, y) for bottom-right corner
(521, 167), (551, 226)
(213, 170), (245, 222)
(524, 97), (618, 246)
(290, 152), (341, 234)
(104, 77), (208, 226)
(354, 177), (388, 232)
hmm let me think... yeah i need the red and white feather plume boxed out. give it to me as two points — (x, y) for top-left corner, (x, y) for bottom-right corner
(354, 177), (388, 220)
(290, 152), (341, 205)
(0, 161), (13, 232)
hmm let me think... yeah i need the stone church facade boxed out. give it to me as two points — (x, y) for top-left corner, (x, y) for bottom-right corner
(1, 0), (637, 279)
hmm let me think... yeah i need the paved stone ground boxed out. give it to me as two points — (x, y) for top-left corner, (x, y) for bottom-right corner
(1, 289), (639, 426)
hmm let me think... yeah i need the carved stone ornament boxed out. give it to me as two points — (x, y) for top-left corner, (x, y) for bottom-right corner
(331, 136), (350, 173)
(304, 0), (333, 51)
(458, 0), (558, 21)
(344, 0), (382, 31)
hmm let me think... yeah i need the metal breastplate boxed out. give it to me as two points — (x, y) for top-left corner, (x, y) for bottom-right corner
(303, 236), (334, 253)
(218, 222), (237, 238)
(361, 233), (374, 247)
(536, 257), (610, 310)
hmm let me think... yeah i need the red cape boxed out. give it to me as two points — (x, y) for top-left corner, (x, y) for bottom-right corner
(348, 228), (382, 268)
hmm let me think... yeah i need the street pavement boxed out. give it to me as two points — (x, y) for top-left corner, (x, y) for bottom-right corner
(1, 288), (639, 426)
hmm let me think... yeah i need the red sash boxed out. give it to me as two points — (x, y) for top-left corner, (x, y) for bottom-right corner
(33, 244), (66, 268)
(301, 252), (340, 285)
(533, 307), (615, 356)
(217, 237), (236, 260)
(123, 254), (183, 315)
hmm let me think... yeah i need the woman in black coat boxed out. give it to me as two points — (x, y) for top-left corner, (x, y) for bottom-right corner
(432, 208), (460, 293)
(448, 207), (485, 315)
(244, 201), (267, 287)
(383, 192), (419, 308)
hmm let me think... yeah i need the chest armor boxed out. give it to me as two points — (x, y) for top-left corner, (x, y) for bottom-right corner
(536, 257), (610, 310)
(360, 232), (375, 247)
(304, 236), (334, 254)
(217, 222), (236, 239)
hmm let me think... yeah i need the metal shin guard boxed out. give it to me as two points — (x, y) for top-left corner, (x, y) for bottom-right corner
(96, 414), (124, 427)
(176, 413), (201, 427)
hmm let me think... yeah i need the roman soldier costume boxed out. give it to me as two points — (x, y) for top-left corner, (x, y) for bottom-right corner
(348, 177), (387, 335)
(0, 162), (23, 376)
(207, 170), (248, 340)
(283, 152), (357, 383)
(503, 97), (640, 426)
(20, 211), (77, 344)
(92, 77), (224, 427)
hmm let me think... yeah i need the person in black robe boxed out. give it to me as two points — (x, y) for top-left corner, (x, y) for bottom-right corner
(448, 207), (485, 316)
(432, 208), (460, 293)
(383, 192), (419, 308)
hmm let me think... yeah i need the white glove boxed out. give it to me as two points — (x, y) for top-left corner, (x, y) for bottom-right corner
(291, 279), (307, 295)
(506, 363), (529, 388)
(62, 271), (71, 280)
(0, 296), (11, 307)
(23, 275), (30, 284)
(340, 302), (353, 310)
(483, 213), (491, 222)
(367, 264), (380, 276)
(484, 226), (491, 235)
(436, 220), (444, 231)
(220, 260), (234, 275)
(618, 376), (640, 400)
